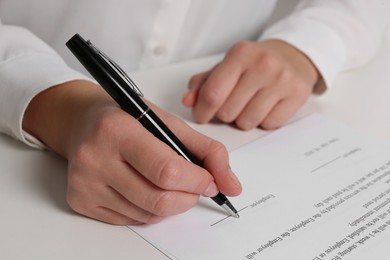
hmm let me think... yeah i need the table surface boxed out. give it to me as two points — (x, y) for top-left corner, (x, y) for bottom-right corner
(1, 32), (389, 259)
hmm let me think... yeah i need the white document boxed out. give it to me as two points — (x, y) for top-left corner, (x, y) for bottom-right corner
(131, 114), (390, 260)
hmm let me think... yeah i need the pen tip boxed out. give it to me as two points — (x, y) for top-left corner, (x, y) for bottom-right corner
(222, 199), (240, 218)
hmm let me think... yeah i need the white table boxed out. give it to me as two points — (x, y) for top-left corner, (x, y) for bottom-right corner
(1, 31), (389, 259)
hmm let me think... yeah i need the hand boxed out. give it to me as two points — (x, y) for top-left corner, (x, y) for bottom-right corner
(23, 80), (242, 225)
(182, 40), (320, 130)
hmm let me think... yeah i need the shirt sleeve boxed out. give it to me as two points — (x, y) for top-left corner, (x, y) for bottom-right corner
(0, 22), (90, 148)
(260, 0), (390, 90)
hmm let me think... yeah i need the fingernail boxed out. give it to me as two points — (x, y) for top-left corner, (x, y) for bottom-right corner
(228, 168), (241, 188)
(203, 182), (219, 197)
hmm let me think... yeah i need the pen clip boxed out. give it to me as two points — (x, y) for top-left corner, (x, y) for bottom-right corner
(87, 40), (144, 97)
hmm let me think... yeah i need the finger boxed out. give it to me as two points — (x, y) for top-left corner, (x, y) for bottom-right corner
(100, 185), (164, 224)
(109, 162), (201, 217)
(167, 119), (242, 196)
(201, 142), (242, 196)
(261, 90), (310, 130)
(92, 207), (142, 225)
(182, 71), (210, 107)
(118, 117), (215, 195)
(67, 179), (144, 225)
(216, 68), (277, 123)
(235, 86), (281, 130)
(191, 59), (242, 123)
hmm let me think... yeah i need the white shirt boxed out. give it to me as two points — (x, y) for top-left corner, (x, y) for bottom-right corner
(0, 0), (389, 147)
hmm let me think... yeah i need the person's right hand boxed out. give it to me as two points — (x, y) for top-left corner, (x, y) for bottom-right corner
(23, 80), (242, 225)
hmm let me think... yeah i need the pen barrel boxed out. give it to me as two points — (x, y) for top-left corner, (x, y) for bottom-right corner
(138, 109), (202, 165)
(66, 34), (149, 119)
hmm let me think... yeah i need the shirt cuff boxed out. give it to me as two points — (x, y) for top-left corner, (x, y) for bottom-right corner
(0, 51), (90, 149)
(259, 16), (347, 91)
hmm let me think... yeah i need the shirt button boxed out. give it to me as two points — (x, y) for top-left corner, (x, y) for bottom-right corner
(153, 45), (167, 56)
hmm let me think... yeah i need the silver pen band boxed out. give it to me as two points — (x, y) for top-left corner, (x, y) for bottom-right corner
(136, 107), (150, 120)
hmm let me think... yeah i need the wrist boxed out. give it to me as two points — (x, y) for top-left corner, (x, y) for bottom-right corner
(23, 80), (113, 158)
(263, 39), (321, 89)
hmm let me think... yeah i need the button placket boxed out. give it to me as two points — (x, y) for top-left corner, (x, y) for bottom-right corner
(139, 0), (191, 69)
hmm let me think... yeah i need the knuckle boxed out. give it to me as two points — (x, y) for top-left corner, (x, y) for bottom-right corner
(204, 138), (230, 164)
(217, 110), (235, 123)
(216, 103), (237, 123)
(209, 139), (227, 156)
(229, 41), (253, 56)
(257, 51), (277, 70)
(148, 191), (174, 216)
(72, 143), (94, 168)
(144, 215), (164, 224)
(156, 158), (181, 189)
(132, 209), (163, 225)
(199, 86), (221, 107)
(278, 68), (293, 83)
(94, 111), (117, 137)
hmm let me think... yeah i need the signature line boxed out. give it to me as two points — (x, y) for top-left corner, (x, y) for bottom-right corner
(311, 156), (341, 173)
(210, 205), (249, 227)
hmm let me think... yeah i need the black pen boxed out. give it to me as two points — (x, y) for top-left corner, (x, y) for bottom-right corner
(66, 33), (239, 218)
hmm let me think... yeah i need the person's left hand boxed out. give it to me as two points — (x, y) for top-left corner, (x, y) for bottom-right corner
(182, 39), (320, 130)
